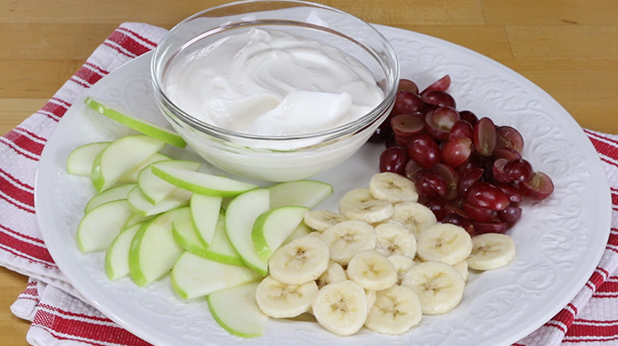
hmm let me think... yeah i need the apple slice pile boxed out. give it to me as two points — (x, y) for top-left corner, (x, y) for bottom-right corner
(67, 132), (334, 338)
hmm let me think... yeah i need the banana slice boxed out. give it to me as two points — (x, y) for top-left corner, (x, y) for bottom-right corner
(401, 261), (465, 315)
(303, 210), (347, 232)
(366, 289), (377, 309)
(268, 236), (330, 285)
(320, 220), (376, 266)
(388, 254), (416, 284)
(375, 222), (417, 258)
(365, 285), (422, 335)
(339, 188), (376, 215)
(467, 233), (516, 271)
(346, 250), (397, 291)
(312, 280), (368, 336)
(452, 260), (469, 282)
(416, 223), (472, 265)
(316, 261), (348, 289)
(391, 202), (437, 238)
(344, 199), (394, 224)
(369, 172), (418, 203)
(255, 275), (319, 318)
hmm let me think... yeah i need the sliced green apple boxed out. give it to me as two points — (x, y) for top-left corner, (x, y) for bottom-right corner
(151, 164), (257, 197)
(282, 222), (313, 245)
(202, 212), (244, 266)
(66, 141), (110, 176)
(118, 152), (170, 184)
(127, 185), (192, 217)
(171, 251), (261, 300)
(75, 199), (133, 253)
(123, 213), (152, 230)
(91, 135), (166, 192)
(252, 206), (310, 261)
(105, 222), (142, 280)
(207, 281), (267, 338)
(129, 210), (184, 286)
(225, 189), (270, 276)
(171, 207), (209, 257)
(84, 183), (136, 213)
(269, 180), (333, 209)
(84, 96), (187, 148)
(190, 193), (222, 247)
(138, 159), (201, 204)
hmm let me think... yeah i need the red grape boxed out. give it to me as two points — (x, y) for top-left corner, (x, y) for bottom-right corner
(519, 171), (554, 200)
(392, 90), (425, 115)
(496, 126), (524, 153)
(504, 159), (534, 182)
(391, 113), (425, 137)
(398, 79), (419, 94)
(449, 120), (473, 140)
(421, 91), (456, 109)
(379, 146), (408, 175)
(421, 75), (451, 94)
(425, 106), (460, 141)
(473, 117), (497, 156)
(406, 133), (441, 169)
(414, 169), (448, 199)
(465, 182), (510, 211)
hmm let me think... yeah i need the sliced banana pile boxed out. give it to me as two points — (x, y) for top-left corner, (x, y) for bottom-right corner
(255, 172), (517, 337)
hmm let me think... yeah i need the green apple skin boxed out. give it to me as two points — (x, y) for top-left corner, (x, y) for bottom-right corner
(171, 251), (261, 300)
(119, 152), (170, 184)
(190, 193), (222, 247)
(66, 141), (110, 176)
(225, 189), (270, 276)
(151, 165), (258, 198)
(206, 281), (267, 338)
(251, 206), (310, 262)
(84, 96), (187, 148)
(91, 135), (166, 192)
(138, 159), (201, 204)
(105, 223), (142, 281)
(129, 210), (184, 287)
(85, 183), (135, 213)
(127, 185), (192, 217)
(76, 199), (133, 253)
(269, 180), (333, 209)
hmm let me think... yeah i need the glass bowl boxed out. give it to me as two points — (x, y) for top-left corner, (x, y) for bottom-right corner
(151, 0), (400, 182)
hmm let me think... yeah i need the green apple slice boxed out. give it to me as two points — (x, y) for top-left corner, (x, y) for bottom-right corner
(75, 199), (133, 253)
(85, 183), (136, 213)
(119, 152), (170, 184)
(138, 160), (201, 204)
(123, 213), (152, 230)
(84, 96), (187, 148)
(91, 135), (166, 192)
(207, 281), (267, 338)
(66, 141), (111, 176)
(127, 185), (192, 217)
(171, 207), (209, 256)
(129, 210), (184, 286)
(171, 251), (261, 300)
(252, 206), (310, 261)
(202, 212), (244, 266)
(282, 222), (313, 246)
(105, 222), (142, 280)
(269, 180), (333, 209)
(190, 193), (222, 247)
(151, 164), (258, 197)
(225, 189), (270, 276)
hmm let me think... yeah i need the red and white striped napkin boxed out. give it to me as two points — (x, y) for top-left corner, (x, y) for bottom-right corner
(1, 23), (618, 346)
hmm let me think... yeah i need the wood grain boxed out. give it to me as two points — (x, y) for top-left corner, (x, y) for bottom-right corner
(1, 1), (616, 344)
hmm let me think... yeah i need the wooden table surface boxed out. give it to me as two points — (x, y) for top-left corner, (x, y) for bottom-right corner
(1, 0), (617, 344)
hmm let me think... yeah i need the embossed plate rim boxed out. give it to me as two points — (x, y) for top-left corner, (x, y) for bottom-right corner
(35, 24), (611, 346)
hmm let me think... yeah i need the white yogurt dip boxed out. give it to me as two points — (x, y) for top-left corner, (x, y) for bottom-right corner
(163, 28), (384, 137)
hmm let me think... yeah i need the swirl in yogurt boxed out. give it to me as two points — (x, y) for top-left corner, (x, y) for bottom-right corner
(163, 28), (384, 136)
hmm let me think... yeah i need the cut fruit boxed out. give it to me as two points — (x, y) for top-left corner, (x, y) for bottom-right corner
(190, 193), (223, 247)
(127, 185), (192, 217)
(269, 180), (333, 209)
(171, 251), (261, 300)
(138, 159), (201, 204)
(225, 189), (270, 276)
(84, 96), (187, 148)
(282, 223), (313, 245)
(105, 223), (142, 280)
(170, 207), (206, 256)
(76, 199), (133, 253)
(251, 206), (310, 261)
(66, 141), (110, 176)
(129, 210), (184, 286)
(85, 183), (135, 213)
(207, 281), (267, 338)
(91, 135), (166, 192)
(152, 165), (257, 197)
(118, 152), (170, 184)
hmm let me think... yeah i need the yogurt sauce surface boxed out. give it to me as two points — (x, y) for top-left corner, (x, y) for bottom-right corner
(164, 28), (384, 136)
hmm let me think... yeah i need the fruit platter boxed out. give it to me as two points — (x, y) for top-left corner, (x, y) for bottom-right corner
(35, 24), (611, 346)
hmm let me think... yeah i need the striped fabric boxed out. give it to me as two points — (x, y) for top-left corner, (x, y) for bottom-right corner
(2, 23), (618, 346)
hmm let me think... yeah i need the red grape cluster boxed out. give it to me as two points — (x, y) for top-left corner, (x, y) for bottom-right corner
(371, 76), (554, 236)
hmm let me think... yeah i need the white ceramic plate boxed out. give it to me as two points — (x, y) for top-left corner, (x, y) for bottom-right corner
(36, 25), (611, 346)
